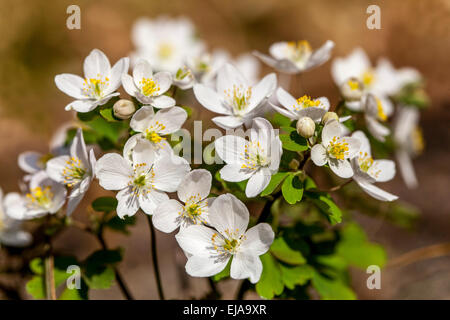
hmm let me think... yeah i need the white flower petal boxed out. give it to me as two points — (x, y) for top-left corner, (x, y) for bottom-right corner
(245, 167), (271, 198)
(276, 87), (297, 110)
(116, 187), (139, 218)
(175, 225), (219, 257)
(96, 153), (132, 190)
(177, 169), (212, 203)
(214, 135), (248, 164)
(0, 230), (32, 247)
(396, 150), (418, 188)
(54, 74), (86, 99)
(329, 159), (354, 178)
(305, 40), (335, 70)
(139, 189), (169, 215)
(46, 155), (70, 183)
(153, 155), (190, 192)
(270, 102), (298, 119)
(153, 107), (187, 135)
(193, 84), (230, 115)
(322, 120), (342, 146)
(366, 115), (390, 142)
(152, 199), (184, 233)
(351, 131), (371, 156)
(241, 223), (274, 256)
(133, 59), (153, 85)
(247, 73), (276, 112)
(370, 160), (396, 182)
(231, 252), (263, 284)
(185, 255), (229, 278)
(121, 74), (139, 97)
(105, 57), (129, 95)
(130, 106), (155, 132)
(153, 71), (172, 94)
(18, 151), (44, 173)
(132, 139), (157, 168)
(311, 144), (327, 166)
(212, 116), (245, 130)
(151, 95), (176, 109)
(83, 49), (111, 80)
(209, 194), (249, 237)
(216, 63), (247, 94)
(354, 177), (398, 202)
(66, 99), (98, 113)
(70, 129), (89, 167)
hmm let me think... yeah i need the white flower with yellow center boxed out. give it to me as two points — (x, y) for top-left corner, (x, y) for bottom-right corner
(123, 106), (187, 157)
(350, 131), (398, 201)
(122, 59), (175, 108)
(194, 63), (276, 129)
(5, 171), (67, 220)
(131, 16), (205, 74)
(270, 87), (352, 123)
(46, 129), (96, 216)
(152, 169), (214, 233)
(393, 106), (423, 189)
(95, 139), (190, 218)
(18, 123), (72, 176)
(214, 118), (282, 198)
(254, 40), (334, 74)
(311, 120), (361, 178)
(55, 49), (129, 113)
(175, 193), (274, 283)
(0, 187), (32, 247)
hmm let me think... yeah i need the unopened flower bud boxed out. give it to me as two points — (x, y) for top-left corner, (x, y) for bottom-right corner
(322, 112), (339, 125)
(296, 117), (315, 138)
(340, 77), (364, 101)
(113, 99), (136, 120)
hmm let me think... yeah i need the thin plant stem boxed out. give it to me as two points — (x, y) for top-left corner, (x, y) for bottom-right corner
(44, 254), (56, 300)
(97, 232), (134, 300)
(207, 277), (221, 299)
(146, 215), (165, 300)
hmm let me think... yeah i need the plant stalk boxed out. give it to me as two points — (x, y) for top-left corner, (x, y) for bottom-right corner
(146, 215), (165, 300)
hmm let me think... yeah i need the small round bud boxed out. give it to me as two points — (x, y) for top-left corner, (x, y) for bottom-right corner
(113, 99), (136, 120)
(340, 77), (364, 101)
(322, 112), (339, 125)
(296, 117), (316, 138)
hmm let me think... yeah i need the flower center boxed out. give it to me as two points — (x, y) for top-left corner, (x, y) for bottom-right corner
(62, 157), (87, 187)
(241, 141), (270, 170)
(328, 137), (349, 160)
(176, 67), (192, 80)
(347, 79), (360, 91)
(362, 70), (375, 86)
(140, 78), (160, 97)
(26, 186), (53, 209)
(294, 95), (321, 110)
(144, 121), (166, 145)
(83, 75), (109, 99)
(181, 194), (207, 225)
(286, 40), (312, 66)
(225, 85), (252, 116)
(376, 98), (387, 121)
(129, 163), (155, 196)
(358, 152), (374, 172)
(158, 43), (174, 60)
(211, 228), (246, 256)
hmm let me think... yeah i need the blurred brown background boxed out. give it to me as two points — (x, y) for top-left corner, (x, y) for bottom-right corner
(0, 0), (449, 299)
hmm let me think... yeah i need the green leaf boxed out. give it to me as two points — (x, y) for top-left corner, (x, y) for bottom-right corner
(303, 176), (317, 190)
(58, 286), (88, 300)
(212, 259), (231, 282)
(281, 174), (304, 205)
(261, 172), (289, 197)
(270, 113), (291, 127)
(305, 192), (342, 224)
(280, 264), (314, 290)
(30, 258), (44, 275)
(84, 266), (115, 290)
(255, 253), (284, 299)
(105, 215), (136, 234)
(336, 223), (386, 269)
(312, 271), (356, 300)
(279, 131), (308, 152)
(270, 237), (306, 265)
(26, 276), (45, 299)
(99, 108), (119, 122)
(85, 116), (124, 143)
(92, 197), (118, 212)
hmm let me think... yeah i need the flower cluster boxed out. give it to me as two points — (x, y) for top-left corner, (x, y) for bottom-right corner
(2, 16), (428, 300)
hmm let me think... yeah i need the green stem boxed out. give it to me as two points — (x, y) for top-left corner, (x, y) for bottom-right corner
(146, 215), (165, 300)
(44, 253), (56, 300)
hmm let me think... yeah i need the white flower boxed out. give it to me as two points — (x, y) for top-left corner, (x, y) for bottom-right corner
(153, 169), (213, 233)
(270, 87), (351, 123)
(350, 131), (398, 201)
(311, 120), (361, 178)
(124, 106), (187, 157)
(131, 16), (205, 74)
(186, 49), (229, 87)
(254, 40), (334, 74)
(0, 187), (32, 247)
(46, 129), (96, 216)
(95, 139), (190, 218)
(331, 47), (421, 98)
(55, 49), (129, 113)
(215, 118), (282, 198)
(393, 106), (423, 188)
(234, 53), (260, 86)
(194, 63), (276, 129)
(173, 66), (196, 90)
(175, 193), (274, 283)
(122, 59), (175, 108)
(18, 123), (72, 175)
(5, 171), (67, 220)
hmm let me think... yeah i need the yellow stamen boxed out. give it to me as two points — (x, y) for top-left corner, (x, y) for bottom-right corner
(140, 78), (160, 97)
(328, 136), (349, 160)
(362, 69), (375, 86)
(26, 186), (53, 208)
(347, 79), (360, 91)
(376, 98), (387, 121)
(294, 95), (321, 110)
(158, 43), (173, 59)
